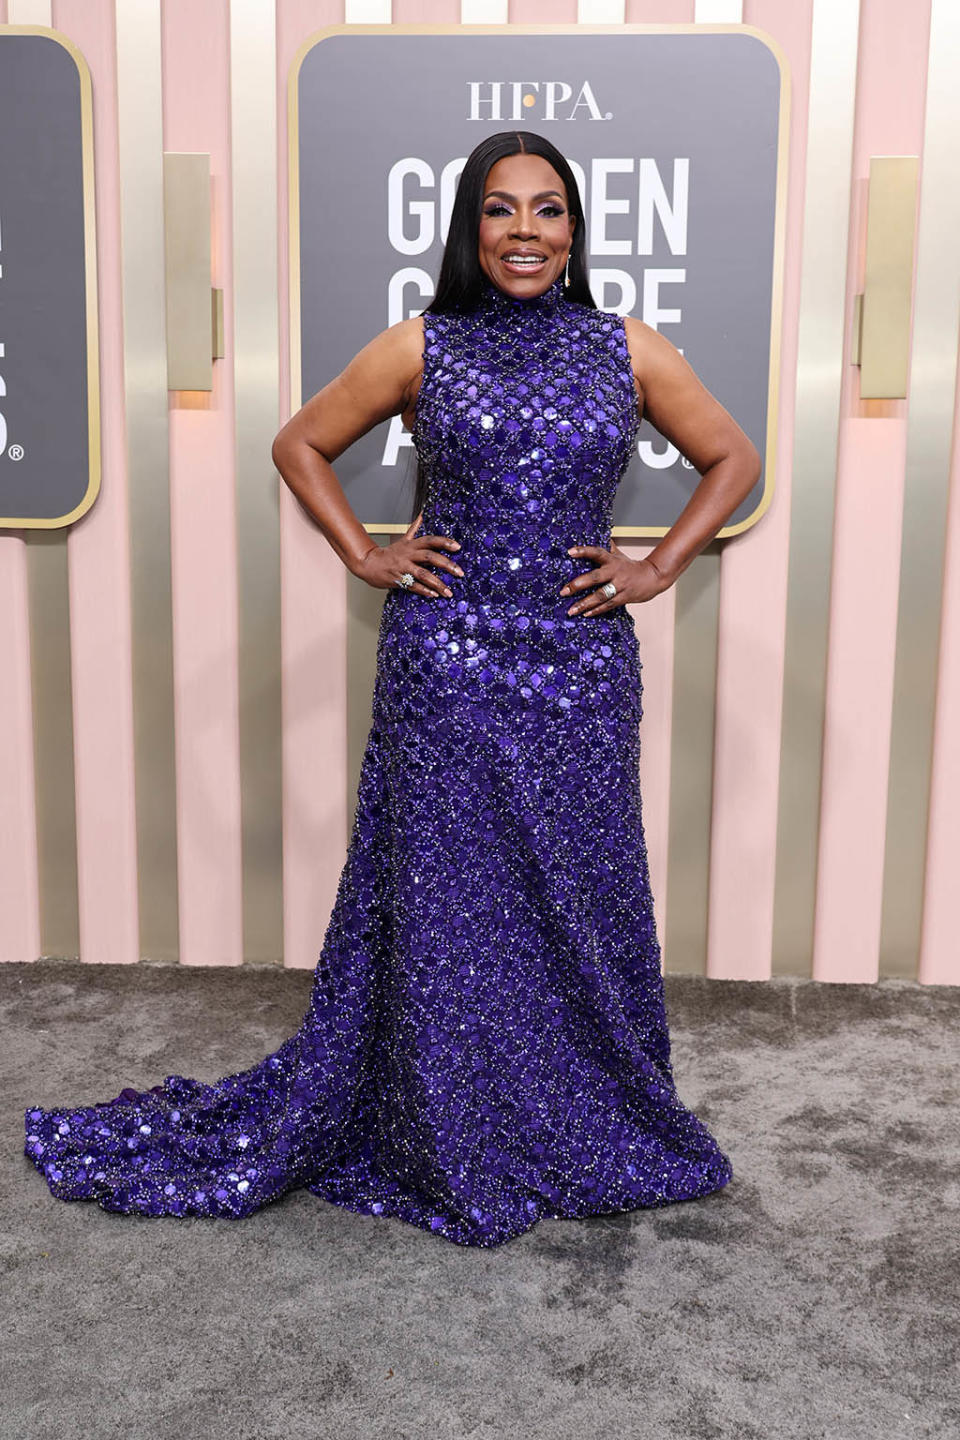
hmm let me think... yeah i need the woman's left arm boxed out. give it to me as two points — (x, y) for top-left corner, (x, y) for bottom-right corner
(561, 315), (763, 617)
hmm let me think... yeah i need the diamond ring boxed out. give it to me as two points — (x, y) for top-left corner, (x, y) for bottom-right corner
(601, 581), (617, 599)
(398, 572), (415, 589)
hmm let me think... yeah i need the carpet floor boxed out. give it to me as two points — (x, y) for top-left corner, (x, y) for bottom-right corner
(2, 960), (958, 1440)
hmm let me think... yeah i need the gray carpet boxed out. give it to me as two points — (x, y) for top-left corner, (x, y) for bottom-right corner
(2, 960), (959, 1440)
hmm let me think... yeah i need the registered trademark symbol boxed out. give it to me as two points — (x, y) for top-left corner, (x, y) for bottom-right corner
(680, 456), (694, 468)
(8, 443), (24, 462)
(604, 112), (612, 120)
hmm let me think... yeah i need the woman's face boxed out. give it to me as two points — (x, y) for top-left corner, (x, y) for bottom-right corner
(477, 153), (576, 299)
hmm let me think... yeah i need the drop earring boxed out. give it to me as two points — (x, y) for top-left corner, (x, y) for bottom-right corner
(564, 251), (571, 288)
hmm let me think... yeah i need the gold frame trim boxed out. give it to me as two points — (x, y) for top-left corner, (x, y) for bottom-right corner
(0, 24), (101, 531)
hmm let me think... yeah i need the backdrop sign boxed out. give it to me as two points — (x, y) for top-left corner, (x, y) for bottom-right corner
(291, 25), (788, 537)
(0, 27), (100, 529)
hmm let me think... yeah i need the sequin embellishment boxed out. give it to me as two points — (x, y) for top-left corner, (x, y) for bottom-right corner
(23, 274), (733, 1247)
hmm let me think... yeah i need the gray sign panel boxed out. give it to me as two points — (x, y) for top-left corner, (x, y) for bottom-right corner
(0, 27), (100, 529)
(292, 25), (787, 536)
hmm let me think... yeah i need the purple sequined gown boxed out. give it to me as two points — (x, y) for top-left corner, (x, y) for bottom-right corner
(24, 274), (733, 1247)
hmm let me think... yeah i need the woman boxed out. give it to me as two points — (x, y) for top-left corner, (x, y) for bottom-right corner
(24, 132), (760, 1247)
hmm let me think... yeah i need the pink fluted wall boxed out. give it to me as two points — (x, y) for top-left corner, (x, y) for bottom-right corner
(2, 1), (957, 988)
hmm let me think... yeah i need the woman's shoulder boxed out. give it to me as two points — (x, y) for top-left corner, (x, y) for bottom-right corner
(621, 312), (680, 377)
(391, 311), (426, 342)
(384, 312), (430, 369)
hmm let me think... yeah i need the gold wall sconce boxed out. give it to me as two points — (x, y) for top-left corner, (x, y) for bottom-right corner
(851, 156), (919, 400)
(162, 152), (223, 391)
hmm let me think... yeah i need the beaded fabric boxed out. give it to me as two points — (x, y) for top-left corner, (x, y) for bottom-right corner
(24, 273), (733, 1247)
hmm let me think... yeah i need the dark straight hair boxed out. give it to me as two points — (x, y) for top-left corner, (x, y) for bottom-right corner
(406, 131), (593, 522)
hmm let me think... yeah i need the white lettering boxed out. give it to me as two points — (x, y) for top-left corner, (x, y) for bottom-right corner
(468, 82), (504, 122)
(382, 412), (414, 466)
(588, 269), (637, 315)
(386, 268), (433, 329)
(439, 157), (466, 244)
(643, 268), (685, 329)
(591, 158), (634, 255)
(388, 159), (435, 256)
(638, 158), (689, 255)
(467, 80), (610, 122)
(508, 83), (539, 122)
(564, 81), (605, 122)
(541, 82), (573, 121)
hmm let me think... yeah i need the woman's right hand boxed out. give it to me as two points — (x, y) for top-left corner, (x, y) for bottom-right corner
(353, 510), (464, 599)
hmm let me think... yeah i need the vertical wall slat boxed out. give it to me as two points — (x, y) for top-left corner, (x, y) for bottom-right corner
(577, 0), (625, 20)
(0, 532), (40, 962)
(628, 578), (677, 970)
(665, 556), (720, 973)
(812, 0), (930, 983)
(163, 0), (244, 966)
(279, 0), (349, 969)
(707, 0), (803, 979)
(509, 1), (578, 23)
(654, 0), (740, 977)
(28, 537), (79, 957)
(461, 0), (507, 19)
(232, 0), (284, 964)
(344, 0), (391, 18)
(921, 380), (960, 984)
(55, 0), (141, 967)
(116, 0), (180, 962)
(770, 0), (860, 977)
(881, 0), (960, 979)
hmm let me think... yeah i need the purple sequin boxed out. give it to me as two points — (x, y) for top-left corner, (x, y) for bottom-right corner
(23, 274), (732, 1247)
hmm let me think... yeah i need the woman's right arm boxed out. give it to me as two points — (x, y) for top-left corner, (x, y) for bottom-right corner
(271, 316), (462, 597)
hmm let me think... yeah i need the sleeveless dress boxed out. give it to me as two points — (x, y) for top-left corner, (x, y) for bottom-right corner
(23, 274), (733, 1248)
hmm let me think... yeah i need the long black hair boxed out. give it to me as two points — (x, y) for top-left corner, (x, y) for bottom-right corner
(406, 130), (594, 522)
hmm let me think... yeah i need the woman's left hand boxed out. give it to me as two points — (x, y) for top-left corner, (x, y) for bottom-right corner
(559, 540), (671, 617)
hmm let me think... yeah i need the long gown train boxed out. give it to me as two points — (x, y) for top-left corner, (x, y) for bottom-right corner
(24, 273), (733, 1247)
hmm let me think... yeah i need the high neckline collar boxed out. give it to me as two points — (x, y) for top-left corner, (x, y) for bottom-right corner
(477, 274), (565, 313)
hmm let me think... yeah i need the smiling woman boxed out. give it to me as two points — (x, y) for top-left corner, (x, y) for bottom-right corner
(478, 169), (573, 289)
(25, 129), (757, 1248)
